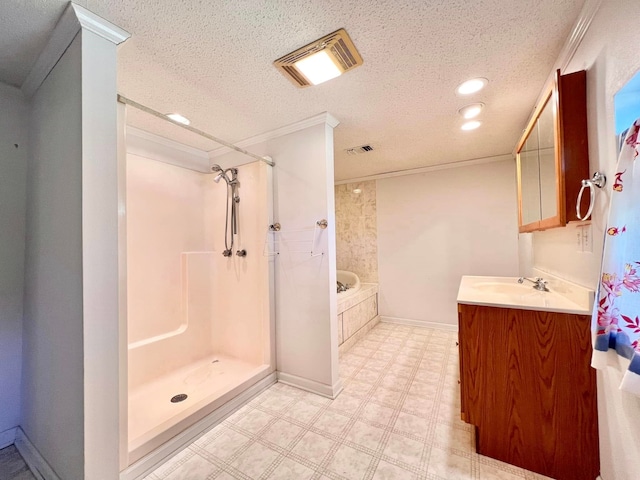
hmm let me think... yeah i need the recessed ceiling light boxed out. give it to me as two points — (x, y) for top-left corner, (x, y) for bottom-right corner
(458, 103), (484, 119)
(166, 113), (190, 125)
(461, 121), (482, 131)
(456, 78), (488, 95)
(353, 188), (362, 194)
(274, 28), (363, 88)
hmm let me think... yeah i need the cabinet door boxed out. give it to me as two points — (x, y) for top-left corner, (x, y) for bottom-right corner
(458, 304), (599, 480)
(515, 70), (589, 233)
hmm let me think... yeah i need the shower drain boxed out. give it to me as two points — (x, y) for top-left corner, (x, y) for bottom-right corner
(170, 393), (188, 403)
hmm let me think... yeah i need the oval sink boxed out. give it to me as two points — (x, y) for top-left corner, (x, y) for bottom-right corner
(471, 281), (543, 296)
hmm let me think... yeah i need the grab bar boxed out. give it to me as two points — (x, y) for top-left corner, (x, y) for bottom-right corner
(576, 172), (606, 221)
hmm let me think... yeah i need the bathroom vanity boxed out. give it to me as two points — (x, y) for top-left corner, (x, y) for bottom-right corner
(457, 276), (599, 480)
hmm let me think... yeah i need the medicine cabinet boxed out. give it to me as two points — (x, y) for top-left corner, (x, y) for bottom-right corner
(516, 70), (589, 233)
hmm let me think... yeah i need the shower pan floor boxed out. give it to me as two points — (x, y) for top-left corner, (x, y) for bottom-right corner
(128, 354), (270, 462)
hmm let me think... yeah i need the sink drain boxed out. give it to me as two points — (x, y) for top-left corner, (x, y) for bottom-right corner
(170, 393), (188, 403)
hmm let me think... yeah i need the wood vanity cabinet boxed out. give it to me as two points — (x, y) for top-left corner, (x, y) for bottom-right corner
(458, 304), (599, 480)
(516, 69), (589, 233)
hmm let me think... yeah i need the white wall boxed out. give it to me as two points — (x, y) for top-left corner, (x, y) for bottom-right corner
(22, 35), (85, 480)
(0, 82), (28, 437)
(527, 1), (640, 478)
(22, 23), (124, 479)
(377, 159), (520, 326)
(213, 117), (341, 397)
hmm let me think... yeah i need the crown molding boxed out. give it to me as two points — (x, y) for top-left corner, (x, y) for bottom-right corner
(526, 0), (602, 126)
(71, 3), (131, 45)
(126, 126), (211, 172)
(209, 112), (340, 158)
(334, 153), (513, 185)
(21, 2), (130, 99)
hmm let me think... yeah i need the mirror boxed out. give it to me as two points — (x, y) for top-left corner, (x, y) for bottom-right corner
(516, 69), (589, 233)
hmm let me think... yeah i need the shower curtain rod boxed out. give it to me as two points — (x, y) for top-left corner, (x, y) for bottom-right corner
(117, 94), (275, 167)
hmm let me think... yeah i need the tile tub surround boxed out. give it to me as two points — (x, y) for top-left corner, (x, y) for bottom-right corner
(144, 324), (551, 480)
(338, 284), (379, 353)
(335, 181), (378, 283)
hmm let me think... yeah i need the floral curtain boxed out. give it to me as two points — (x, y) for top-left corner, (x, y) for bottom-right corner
(592, 118), (640, 396)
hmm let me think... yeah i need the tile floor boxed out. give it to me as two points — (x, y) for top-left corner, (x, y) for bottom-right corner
(144, 323), (551, 480)
(0, 445), (36, 480)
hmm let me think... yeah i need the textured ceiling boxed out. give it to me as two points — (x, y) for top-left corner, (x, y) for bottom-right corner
(1, 0), (585, 180)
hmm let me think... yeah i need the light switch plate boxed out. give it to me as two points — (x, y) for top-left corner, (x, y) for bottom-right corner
(582, 224), (593, 253)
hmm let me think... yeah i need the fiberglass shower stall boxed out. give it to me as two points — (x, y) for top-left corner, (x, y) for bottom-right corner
(122, 120), (275, 465)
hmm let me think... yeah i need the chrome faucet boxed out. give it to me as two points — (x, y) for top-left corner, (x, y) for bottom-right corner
(518, 276), (549, 292)
(337, 281), (347, 293)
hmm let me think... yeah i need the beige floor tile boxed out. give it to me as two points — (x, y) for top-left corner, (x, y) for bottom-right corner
(326, 444), (374, 480)
(148, 324), (551, 480)
(383, 432), (425, 467)
(479, 463), (526, 479)
(291, 430), (335, 465)
(234, 408), (276, 435)
(285, 400), (323, 424)
(229, 442), (280, 478)
(359, 402), (396, 427)
(354, 368), (382, 384)
(344, 421), (386, 451)
(427, 446), (472, 480)
(364, 358), (391, 371)
(202, 427), (252, 460)
(372, 460), (417, 480)
(313, 409), (352, 436)
(394, 411), (429, 438)
(164, 453), (216, 480)
(370, 386), (403, 407)
(328, 392), (363, 415)
(268, 457), (315, 480)
(342, 379), (374, 397)
(262, 418), (305, 449)
(434, 423), (473, 453)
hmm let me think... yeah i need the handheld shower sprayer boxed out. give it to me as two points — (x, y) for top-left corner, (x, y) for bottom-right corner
(211, 165), (242, 257)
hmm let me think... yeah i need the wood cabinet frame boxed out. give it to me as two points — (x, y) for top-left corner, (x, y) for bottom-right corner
(516, 70), (589, 233)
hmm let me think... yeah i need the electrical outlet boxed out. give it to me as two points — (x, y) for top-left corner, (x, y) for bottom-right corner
(576, 227), (584, 252)
(582, 224), (593, 253)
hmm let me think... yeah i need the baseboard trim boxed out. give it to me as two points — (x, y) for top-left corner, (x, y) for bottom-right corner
(380, 316), (458, 331)
(277, 372), (343, 399)
(0, 427), (16, 450)
(14, 428), (60, 480)
(120, 372), (277, 480)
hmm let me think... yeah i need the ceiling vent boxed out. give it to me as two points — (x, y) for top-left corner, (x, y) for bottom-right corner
(345, 144), (375, 155)
(274, 28), (363, 88)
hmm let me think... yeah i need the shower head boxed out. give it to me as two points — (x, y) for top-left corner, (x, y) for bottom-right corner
(213, 171), (225, 183)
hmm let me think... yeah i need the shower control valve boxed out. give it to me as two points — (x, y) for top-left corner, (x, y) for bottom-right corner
(236, 249), (247, 257)
(222, 249), (233, 257)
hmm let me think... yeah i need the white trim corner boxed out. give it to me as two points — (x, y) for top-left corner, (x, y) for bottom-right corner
(276, 372), (343, 399)
(0, 427), (16, 450)
(14, 428), (61, 480)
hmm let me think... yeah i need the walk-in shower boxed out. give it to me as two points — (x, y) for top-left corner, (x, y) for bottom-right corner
(120, 97), (276, 468)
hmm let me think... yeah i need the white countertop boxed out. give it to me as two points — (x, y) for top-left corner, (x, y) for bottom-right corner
(457, 275), (594, 315)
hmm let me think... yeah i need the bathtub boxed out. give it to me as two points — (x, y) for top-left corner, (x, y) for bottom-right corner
(336, 271), (379, 353)
(337, 269), (361, 298)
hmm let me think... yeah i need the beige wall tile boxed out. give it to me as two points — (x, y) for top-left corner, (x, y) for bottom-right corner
(335, 181), (378, 283)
